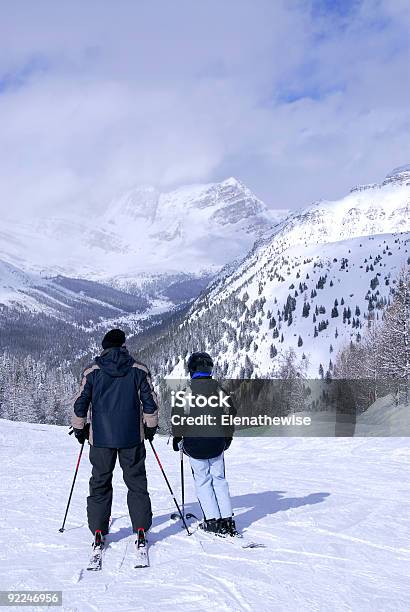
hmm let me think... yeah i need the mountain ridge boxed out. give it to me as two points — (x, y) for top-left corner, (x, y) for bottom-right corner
(143, 166), (410, 378)
(0, 178), (285, 282)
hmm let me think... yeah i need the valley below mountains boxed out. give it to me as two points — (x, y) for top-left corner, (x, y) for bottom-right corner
(0, 166), (409, 424)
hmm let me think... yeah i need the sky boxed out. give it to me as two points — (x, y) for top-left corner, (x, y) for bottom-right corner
(0, 0), (409, 219)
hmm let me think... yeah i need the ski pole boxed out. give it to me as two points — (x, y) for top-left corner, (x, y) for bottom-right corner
(149, 440), (191, 536)
(179, 448), (197, 520)
(171, 447), (196, 522)
(59, 439), (85, 533)
(180, 448), (185, 516)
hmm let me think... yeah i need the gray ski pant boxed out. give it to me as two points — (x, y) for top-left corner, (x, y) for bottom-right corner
(87, 443), (152, 535)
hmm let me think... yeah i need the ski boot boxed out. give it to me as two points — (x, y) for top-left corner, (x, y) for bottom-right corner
(219, 517), (241, 538)
(199, 518), (221, 535)
(136, 528), (146, 549)
(134, 528), (149, 568)
(93, 529), (105, 549)
(87, 530), (105, 571)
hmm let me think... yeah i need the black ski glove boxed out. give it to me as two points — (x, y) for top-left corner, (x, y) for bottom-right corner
(144, 424), (158, 442)
(224, 437), (232, 450)
(173, 436), (182, 451)
(73, 423), (90, 445)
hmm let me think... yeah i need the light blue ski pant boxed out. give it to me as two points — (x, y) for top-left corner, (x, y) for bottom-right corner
(188, 453), (232, 520)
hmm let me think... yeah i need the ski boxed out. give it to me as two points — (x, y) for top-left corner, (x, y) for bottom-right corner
(192, 524), (266, 550)
(86, 530), (105, 571)
(87, 547), (103, 571)
(134, 528), (149, 568)
(198, 534), (266, 550)
(241, 540), (266, 549)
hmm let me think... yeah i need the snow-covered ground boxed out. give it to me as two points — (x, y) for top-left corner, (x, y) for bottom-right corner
(167, 166), (410, 379)
(1, 419), (410, 611)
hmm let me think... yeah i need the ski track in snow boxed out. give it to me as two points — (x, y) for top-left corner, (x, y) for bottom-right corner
(1, 420), (410, 611)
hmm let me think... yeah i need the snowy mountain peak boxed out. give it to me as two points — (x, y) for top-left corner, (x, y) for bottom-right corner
(0, 178), (287, 280)
(218, 177), (253, 194)
(383, 164), (410, 186)
(350, 164), (410, 193)
(221, 176), (243, 188)
(385, 164), (410, 178)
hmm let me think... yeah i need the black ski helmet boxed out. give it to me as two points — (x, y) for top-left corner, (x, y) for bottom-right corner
(187, 351), (214, 374)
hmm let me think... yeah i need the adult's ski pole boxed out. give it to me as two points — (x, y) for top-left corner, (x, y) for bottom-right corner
(149, 440), (191, 536)
(59, 436), (85, 533)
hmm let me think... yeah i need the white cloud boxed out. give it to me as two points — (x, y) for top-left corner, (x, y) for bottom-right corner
(0, 0), (409, 218)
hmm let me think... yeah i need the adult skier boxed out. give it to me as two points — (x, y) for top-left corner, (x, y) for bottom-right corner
(172, 351), (239, 537)
(71, 328), (158, 563)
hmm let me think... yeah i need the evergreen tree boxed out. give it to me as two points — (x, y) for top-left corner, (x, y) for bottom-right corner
(302, 302), (310, 318)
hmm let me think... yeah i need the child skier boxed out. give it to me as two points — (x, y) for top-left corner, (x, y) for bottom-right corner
(172, 351), (239, 537)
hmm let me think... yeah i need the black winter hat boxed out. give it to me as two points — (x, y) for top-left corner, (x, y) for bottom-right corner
(187, 351), (214, 374)
(102, 328), (126, 350)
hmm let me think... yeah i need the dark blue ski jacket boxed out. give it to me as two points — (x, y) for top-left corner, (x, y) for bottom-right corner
(172, 376), (236, 460)
(72, 347), (158, 448)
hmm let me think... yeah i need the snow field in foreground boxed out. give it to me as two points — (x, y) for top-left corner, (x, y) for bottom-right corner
(1, 419), (410, 611)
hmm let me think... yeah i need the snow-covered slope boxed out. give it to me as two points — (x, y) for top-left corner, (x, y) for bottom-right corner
(0, 259), (42, 310)
(214, 165), (410, 286)
(356, 394), (410, 436)
(0, 258), (166, 332)
(164, 167), (410, 378)
(0, 178), (285, 282)
(1, 419), (410, 611)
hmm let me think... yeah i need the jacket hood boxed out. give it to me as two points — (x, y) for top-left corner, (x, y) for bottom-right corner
(95, 347), (135, 377)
